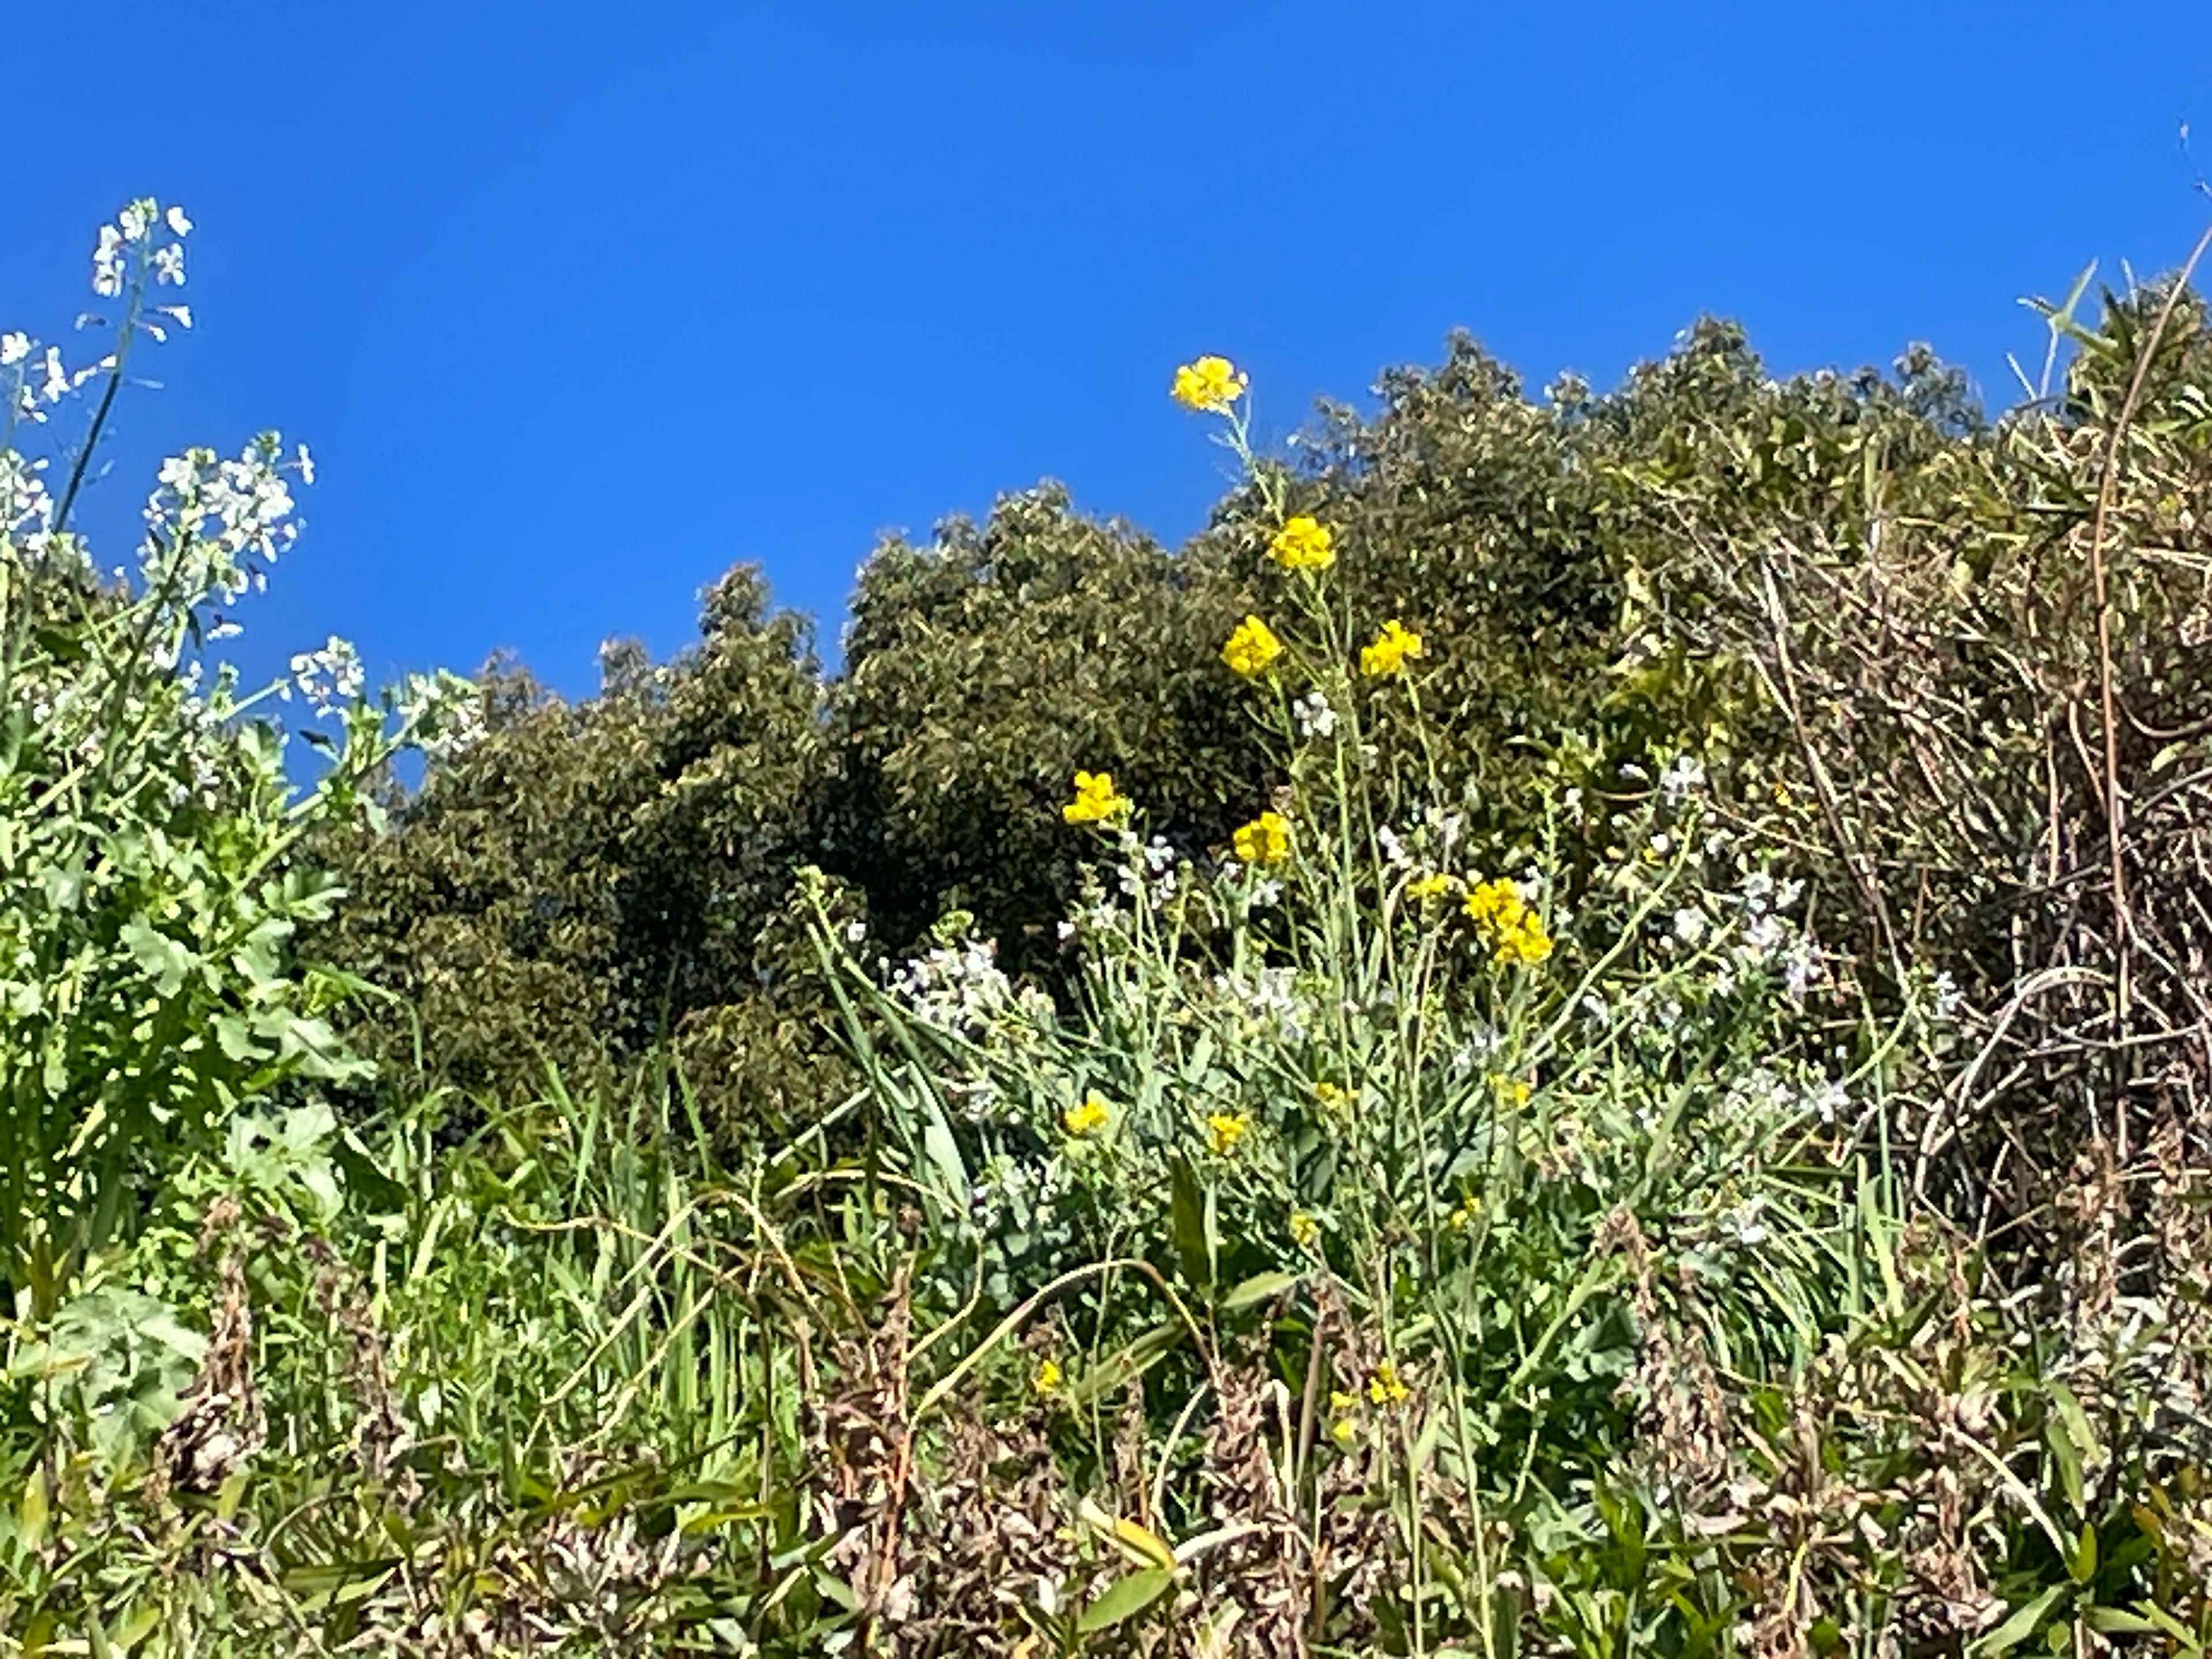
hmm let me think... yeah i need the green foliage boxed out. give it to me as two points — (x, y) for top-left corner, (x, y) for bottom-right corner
(0, 202), (467, 1313)
(14, 200), (2212, 1657)
(314, 565), (830, 1135)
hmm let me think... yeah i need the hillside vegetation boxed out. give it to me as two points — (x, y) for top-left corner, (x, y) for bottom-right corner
(5, 202), (2212, 1656)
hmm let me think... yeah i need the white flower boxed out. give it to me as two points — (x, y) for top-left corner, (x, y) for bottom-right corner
(1056, 919), (1076, 942)
(1932, 971), (1963, 1024)
(1805, 1079), (1849, 1125)
(289, 635), (364, 717)
(165, 205), (194, 237)
(0, 332), (27, 366)
(1293, 688), (1337, 739)
(1246, 876), (1283, 911)
(92, 225), (126, 298)
(151, 243), (185, 287)
(1782, 938), (1821, 1003)
(843, 920), (868, 944)
(157, 304), (193, 331)
(117, 202), (151, 243)
(893, 936), (1016, 1038)
(1737, 911), (1786, 962)
(40, 347), (67, 404)
(293, 442), (314, 484)
(1672, 906), (1708, 946)
(1376, 824), (1410, 869)
(1659, 753), (1706, 803)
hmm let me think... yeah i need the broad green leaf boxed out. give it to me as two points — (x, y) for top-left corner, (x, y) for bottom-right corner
(1076, 1567), (1175, 1634)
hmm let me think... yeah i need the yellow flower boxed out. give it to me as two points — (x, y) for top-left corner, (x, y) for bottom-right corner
(1062, 769), (1130, 825)
(1313, 1080), (1349, 1111)
(1446, 1194), (1481, 1230)
(1232, 811), (1290, 866)
(1290, 1210), (1320, 1248)
(1328, 1389), (1359, 1444)
(1220, 614), (1283, 678)
(1462, 877), (1552, 966)
(1406, 872), (1457, 903)
(1268, 515), (1335, 571)
(1359, 619), (1423, 677)
(1366, 1360), (1410, 1407)
(1172, 355), (1247, 412)
(1032, 1358), (1063, 1396)
(1206, 1111), (1251, 1156)
(1063, 1093), (1112, 1137)
(1498, 914), (1554, 965)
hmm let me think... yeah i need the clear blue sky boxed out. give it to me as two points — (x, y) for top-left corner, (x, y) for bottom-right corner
(8, 1), (2212, 699)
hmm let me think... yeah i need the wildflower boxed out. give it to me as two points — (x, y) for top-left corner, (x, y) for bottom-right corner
(1313, 1080), (1349, 1114)
(1446, 1194), (1481, 1230)
(1172, 354), (1246, 412)
(1293, 688), (1336, 738)
(1660, 753), (1706, 803)
(1221, 613), (1283, 678)
(1268, 515), (1335, 571)
(1366, 1361), (1410, 1407)
(1063, 1093), (1112, 1137)
(1359, 619), (1423, 677)
(1205, 1111), (1250, 1156)
(1490, 1074), (1532, 1108)
(287, 635), (364, 718)
(1290, 1210), (1320, 1248)
(1032, 1358), (1063, 1396)
(1062, 769), (1131, 825)
(1232, 810), (1290, 866)
(1406, 872), (1456, 903)
(1328, 1389), (1359, 1443)
(1462, 877), (1553, 965)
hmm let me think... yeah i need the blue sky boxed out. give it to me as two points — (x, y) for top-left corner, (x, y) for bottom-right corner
(8, 1), (2212, 699)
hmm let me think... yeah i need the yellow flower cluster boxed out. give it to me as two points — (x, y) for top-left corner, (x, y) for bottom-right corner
(1289, 1209), (1320, 1247)
(1461, 877), (1554, 966)
(1171, 354), (1247, 413)
(1232, 810), (1290, 865)
(1206, 1110), (1250, 1156)
(1063, 1093), (1112, 1136)
(1359, 619), (1423, 677)
(1062, 770), (1130, 825)
(1268, 515), (1335, 571)
(1032, 1358), (1063, 1396)
(1405, 872), (1457, 903)
(1328, 1389), (1359, 1444)
(1221, 613), (1283, 678)
(1366, 1360), (1410, 1407)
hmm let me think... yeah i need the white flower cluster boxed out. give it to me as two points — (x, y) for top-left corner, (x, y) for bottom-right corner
(0, 450), (52, 543)
(142, 437), (312, 622)
(1294, 688), (1337, 740)
(892, 935), (1017, 1039)
(285, 636), (364, 718)
(93, 199), (191, 300)
(394, 669), (487, 763)
(966, 1150), (1064, 1237)
(1210, 963), (1310, 1047)
(1115, 834), (1182, 909)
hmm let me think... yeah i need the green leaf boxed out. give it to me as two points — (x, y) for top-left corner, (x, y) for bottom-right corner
(1076, 1567), (1175, 1634)
(1169, 1156), (1212, 1291)
(2068, 1520), (2097, 1585)
(1219, 1270), (1300, 1312)
(1968, 1586), (2065, 1656)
